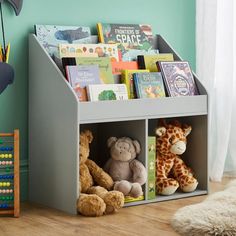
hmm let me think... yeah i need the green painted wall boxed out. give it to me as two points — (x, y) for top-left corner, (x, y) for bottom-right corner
(0, 0), (196, 200)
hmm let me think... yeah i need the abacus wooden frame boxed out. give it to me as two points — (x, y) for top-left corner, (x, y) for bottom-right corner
(0, 130), (20, 217)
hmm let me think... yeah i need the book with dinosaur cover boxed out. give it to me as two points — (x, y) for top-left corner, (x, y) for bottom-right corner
(62, 57), (114, 84)
(97, 23), (157, 61)
(147, 136), (156, 200)
(86, 84), (128, 101)
(137, 53), (174, 72)
(66, 65), (101, 101)
(121, 69), (149, 99)
(158, 61), (199, 96)
(35, 24), (92, 57)
(133, 72), (166, 99)
(59, 43), (120, 61)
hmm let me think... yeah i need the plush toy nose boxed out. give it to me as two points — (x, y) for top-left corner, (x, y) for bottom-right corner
(170, 141), (186, 155)
(0, 63), (14, 94)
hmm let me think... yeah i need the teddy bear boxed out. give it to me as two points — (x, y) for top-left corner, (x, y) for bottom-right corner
(77, 130), (124, 217)
(155, 119), (198, 195)
(104, 136), (147, 198)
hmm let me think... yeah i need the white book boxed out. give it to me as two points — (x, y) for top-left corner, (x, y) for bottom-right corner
(86, 84), (128, 101)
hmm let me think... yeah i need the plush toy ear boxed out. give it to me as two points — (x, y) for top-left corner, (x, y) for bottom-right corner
(156, 127), (166, 137)
(84, 130), (93, 143)
(132, 140), (141, 154)
(107, 137), (117, 148)
(183, 125), (192, 137)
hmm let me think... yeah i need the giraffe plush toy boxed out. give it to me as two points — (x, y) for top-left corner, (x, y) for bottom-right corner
(155, 120), (198, 195)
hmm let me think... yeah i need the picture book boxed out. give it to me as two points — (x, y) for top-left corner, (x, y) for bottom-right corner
(59, 43), (120, 61)
(62, 57), (114, 84)
(86, 84), (128, 101)
(138, 53), (174, 72)
(111, 61), (138, 75)
(97, 23), (157, 61)
(158, 61), (199, 96)
(121, 69), (149, 99)
(35, 24), (92, 57)
(134, 72), (166, 99)
(66, 65), (101, 101)
(147, 136), (156, 200)
(124, 195), (145, 203)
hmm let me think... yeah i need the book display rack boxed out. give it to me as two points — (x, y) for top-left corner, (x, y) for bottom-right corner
(29, 34), (208, 214)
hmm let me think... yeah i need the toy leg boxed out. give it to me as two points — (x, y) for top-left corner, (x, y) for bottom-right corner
(173, 157), (198, 193)
(87, 186), (124, 214)
(114, 180), (143, 198)
(77, 193), (106, 217)
(156, 160), (179, 195)
(156, 177), (179, 195)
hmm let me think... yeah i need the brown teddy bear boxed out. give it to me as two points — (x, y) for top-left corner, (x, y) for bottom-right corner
(104, 137), (147, 198)
(77, 130), (124, 217)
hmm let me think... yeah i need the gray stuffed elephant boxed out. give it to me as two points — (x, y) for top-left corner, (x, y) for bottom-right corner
(104, 137), (147, 198)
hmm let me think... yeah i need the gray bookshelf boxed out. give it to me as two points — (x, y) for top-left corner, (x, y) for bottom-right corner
(29, 34), (208, 214)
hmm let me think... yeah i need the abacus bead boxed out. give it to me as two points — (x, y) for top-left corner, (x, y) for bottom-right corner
(4, 154), (8, 158)
(0, 183), (2, 187)
(6, 168), (10, 172)
(6, 182), (10, 187)
(2, 189), (6, 193)
(0, 140), (3, 144)
(9, 147), (13, 151)
(9, 189), (13, 193)
(8, 154), (13, 158)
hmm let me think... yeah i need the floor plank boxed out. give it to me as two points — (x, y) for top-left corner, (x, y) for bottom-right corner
(0, 177), (234, 236)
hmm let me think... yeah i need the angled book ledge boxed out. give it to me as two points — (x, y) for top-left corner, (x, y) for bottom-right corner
(29, 34), (208, 214)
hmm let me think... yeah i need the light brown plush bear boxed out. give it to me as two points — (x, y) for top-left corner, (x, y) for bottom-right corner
(77, 130), (124, 217)
(104, 137), (147, 198)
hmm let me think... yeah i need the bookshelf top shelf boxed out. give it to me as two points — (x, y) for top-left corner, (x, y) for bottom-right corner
(79, 95), (207, 124)
(29, 34), (208, 124)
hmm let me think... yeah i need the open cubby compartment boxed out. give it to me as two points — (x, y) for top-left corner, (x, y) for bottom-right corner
(80, 120), (147, 205)
(148, 116), (208, 202)
(29, 33), (208, 215)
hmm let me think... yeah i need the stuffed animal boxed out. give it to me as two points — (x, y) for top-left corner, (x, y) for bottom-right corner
(104, 137), (147, 198)
(77, 130), (124, 217)
(155, 120), (198, 195)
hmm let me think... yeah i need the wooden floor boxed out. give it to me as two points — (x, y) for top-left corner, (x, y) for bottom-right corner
(0, 177), (234, 236)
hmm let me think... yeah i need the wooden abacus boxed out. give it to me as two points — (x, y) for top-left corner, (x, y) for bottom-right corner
(0, 130), (19, 217)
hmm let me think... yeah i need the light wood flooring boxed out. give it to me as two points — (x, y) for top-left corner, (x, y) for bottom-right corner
(0, 177), (234, 236)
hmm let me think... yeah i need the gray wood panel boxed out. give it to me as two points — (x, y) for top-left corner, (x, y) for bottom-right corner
(29, 34), (79, 214)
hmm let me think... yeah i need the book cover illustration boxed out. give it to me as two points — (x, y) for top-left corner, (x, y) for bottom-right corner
(134, 72), (166, 99)
(158, 61), (199, 96)
(59, 43), (120, 62)
(86, 84), (128, 101)
(111, 61), (138, 75)
(121, 69), (149, 99)
(147, 136), (156, 200)
(63, 57), (114, 84)
(97, 23), (157, 61)
(138, 53), (174, 72)
(66, 65), (101, 101)
(35, 24), (92, 57)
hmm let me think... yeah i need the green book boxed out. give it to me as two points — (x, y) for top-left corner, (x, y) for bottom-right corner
(147, 136), (156, 200)
(62, 57), (114, 84)
(138, 53), (174, 72)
